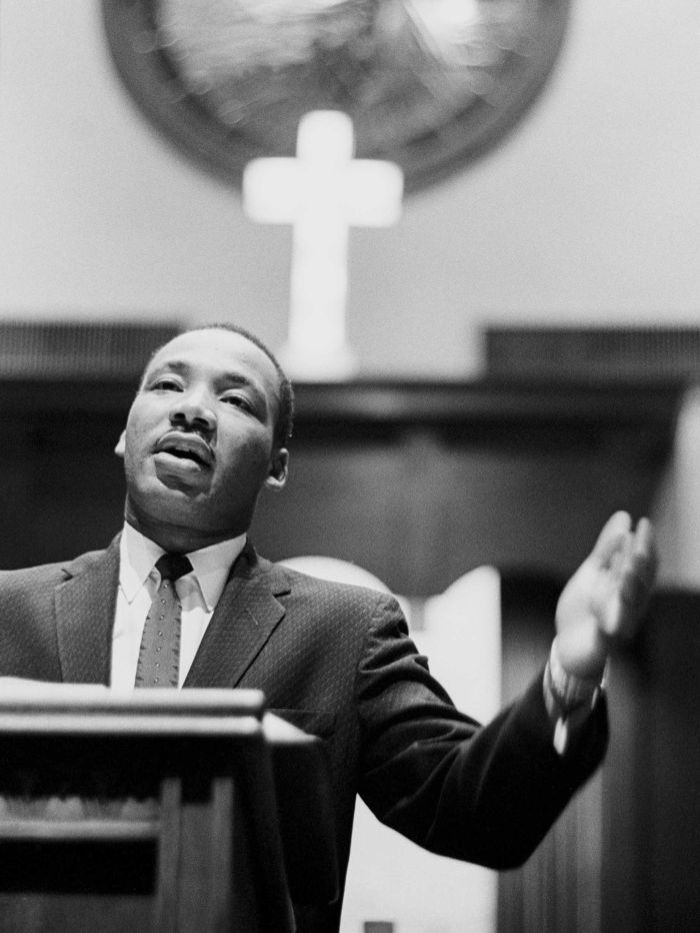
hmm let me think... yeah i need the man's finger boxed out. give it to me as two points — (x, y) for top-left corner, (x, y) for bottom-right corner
(591, 511), (633, 568)
(632, 517), (657, 584)
(606, 519), (657, 639)
(620, 519), (657, 602)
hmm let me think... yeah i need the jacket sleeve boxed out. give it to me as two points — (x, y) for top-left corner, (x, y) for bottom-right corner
(355, 593), (608, 869)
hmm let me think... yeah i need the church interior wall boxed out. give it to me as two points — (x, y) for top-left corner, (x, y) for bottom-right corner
(0, 1), (698, 379)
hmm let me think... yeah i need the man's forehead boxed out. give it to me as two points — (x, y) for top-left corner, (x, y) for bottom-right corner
(148, 329), (277, 383)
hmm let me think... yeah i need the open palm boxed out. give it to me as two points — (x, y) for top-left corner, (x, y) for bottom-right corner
(555, 512), (657, 679)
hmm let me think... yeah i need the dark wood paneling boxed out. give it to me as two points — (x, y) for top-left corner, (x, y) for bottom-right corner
(499, 580), (700, 933)
(0, 378), (680, 579)
(252, 379), (681, 593)
(602, 591), (700, 932)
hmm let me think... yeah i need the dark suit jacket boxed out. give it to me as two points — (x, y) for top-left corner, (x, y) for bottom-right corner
(0, 538), (607, 932)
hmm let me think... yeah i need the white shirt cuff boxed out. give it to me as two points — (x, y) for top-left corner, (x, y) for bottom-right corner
(544, 638), (606, 754)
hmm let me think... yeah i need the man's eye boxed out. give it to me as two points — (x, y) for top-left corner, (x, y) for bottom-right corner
(221, 394), (252, 411)
(151, 378), (182, 391)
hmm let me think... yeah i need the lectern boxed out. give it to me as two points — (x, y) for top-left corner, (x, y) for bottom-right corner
(0, 684), (337, 933)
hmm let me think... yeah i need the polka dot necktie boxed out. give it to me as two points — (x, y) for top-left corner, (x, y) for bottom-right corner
(134, 553), (193, 688)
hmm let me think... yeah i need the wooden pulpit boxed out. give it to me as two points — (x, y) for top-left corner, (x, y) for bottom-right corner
(0, 684), (338, 933)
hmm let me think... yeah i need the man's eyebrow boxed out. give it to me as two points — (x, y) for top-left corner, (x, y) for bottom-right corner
(143, 359), (189, 378)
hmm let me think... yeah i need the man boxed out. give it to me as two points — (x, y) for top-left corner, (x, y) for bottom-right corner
(0, 324), (656, 932)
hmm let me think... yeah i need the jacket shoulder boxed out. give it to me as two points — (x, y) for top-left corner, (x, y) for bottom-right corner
(276, 562), (391, 602)
(0, 547), (110, 594)
(273, 561), (406, 639)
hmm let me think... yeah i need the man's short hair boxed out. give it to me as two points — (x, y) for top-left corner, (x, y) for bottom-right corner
(145, 323), (295, 448)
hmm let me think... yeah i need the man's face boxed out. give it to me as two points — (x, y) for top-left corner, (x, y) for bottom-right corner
(117, 328), (288, 545)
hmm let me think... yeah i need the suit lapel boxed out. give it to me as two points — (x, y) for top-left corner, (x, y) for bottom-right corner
(54, 538), (120, 685)
(184, 544), (290, 689)
(53, 537), (290, 689)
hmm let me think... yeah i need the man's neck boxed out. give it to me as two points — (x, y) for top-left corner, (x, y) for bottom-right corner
(124, 516), (246, 555)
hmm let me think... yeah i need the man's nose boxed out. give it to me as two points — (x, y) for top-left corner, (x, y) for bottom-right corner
(169, 386), (216, 432)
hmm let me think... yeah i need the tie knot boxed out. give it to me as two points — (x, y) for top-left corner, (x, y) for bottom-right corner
(156, 553), (192, 582)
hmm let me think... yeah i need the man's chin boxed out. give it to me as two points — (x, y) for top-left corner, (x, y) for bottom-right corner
(128, 476), (208, 524)
(153, 458), (211, 495)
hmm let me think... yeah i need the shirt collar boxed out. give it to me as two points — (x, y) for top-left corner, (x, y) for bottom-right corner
(119, 522), (247, 611)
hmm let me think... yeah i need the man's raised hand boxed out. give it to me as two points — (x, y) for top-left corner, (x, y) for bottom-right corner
(554, 512), (657, 680)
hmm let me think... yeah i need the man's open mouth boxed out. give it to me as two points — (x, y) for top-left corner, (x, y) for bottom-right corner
(155, 433), (214, 468)
(165, 448), (206, 466)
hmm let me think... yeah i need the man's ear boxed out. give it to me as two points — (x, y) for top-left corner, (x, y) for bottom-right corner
(114, 430), (126, 459)
(264, 448), (289, 491)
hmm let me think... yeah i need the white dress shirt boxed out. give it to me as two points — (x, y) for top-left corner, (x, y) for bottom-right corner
(110, 522), (246, 690)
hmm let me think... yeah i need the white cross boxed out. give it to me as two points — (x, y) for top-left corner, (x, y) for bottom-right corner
(243, 110), (404, 380)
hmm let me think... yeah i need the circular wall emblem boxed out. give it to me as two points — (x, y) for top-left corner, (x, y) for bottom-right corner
(103, 0), (571, 194)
